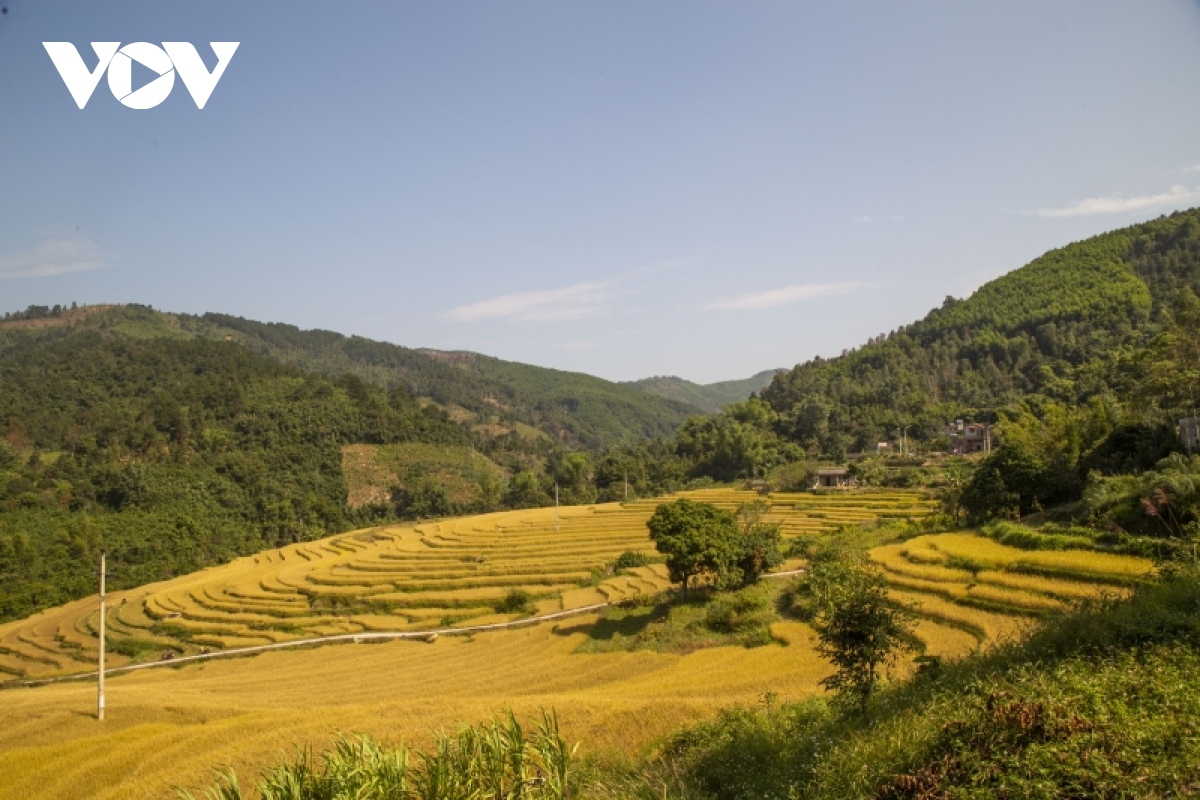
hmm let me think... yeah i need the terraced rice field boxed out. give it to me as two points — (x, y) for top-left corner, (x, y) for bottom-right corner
(0, 489), (937, 680)
(872, 533), (1154, 640)
(0, 491), (1157, 800)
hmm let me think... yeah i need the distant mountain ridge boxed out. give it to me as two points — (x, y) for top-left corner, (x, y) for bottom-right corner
(0, 307), (700, 449)
(623, 369), (782, 412)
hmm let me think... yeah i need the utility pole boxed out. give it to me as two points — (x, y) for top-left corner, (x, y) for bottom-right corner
(554, 484), (559, 532)
(624, 470), (628, 501)
(97, 550), (106, 721)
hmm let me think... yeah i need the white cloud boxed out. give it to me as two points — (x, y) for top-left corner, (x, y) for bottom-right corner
(442, 281), (610, 322)
(441, 256), (700, 323)
(0, 237), (107, 279)
(1037, 185), (1200, 218)
(709, 281), (874, 310)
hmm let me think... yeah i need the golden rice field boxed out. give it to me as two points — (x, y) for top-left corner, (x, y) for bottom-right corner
(0, 488), (1156, 800)
(0, 489), (937, 681)
(871, 533), (1154, 633)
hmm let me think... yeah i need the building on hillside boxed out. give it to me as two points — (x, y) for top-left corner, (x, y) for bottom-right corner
(745, 479), (768, 493)
(816, 467), (850, 488)
(875, 441), (892, 453)
(944, 419), (992, 455)
(1180, 417), (1200, 452)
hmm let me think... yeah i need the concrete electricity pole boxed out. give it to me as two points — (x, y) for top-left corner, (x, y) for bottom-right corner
(554, 484), (559, 532)
(97, 550), (106, 721)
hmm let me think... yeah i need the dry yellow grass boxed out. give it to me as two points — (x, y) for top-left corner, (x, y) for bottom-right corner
(888, 589), (1031, 644)
(871, 544), (976, 583)
(964, 583), (1066, 613)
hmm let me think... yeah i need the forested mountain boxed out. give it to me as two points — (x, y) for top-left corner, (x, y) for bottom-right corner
(0, 323), (481, 620)
(0, 305), (710, 621)
(623, 369), (781, 412)
(759, 209), (1200, 454)
(184, 313), (699, 448)
(590, 209), (1200, 500)
(0, 306), (699, 449)
(5, 209), (1200, 622)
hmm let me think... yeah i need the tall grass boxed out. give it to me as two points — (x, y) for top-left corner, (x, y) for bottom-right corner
(180, 710), (577, 800)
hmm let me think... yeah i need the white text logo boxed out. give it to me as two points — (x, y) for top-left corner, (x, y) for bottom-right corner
(43, 42), (239, 109)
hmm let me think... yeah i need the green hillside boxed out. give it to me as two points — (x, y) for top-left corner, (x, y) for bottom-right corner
(623, 369), (782, 412)
(607, 567), (1200, 799)
(0, 306), (700, 450)
(584, 209), (1200, 498)
(185, 313), (700, 448)
(759, 209), (1200, 454)
(0, 305), (703, 622)
(0, 324), (472, 622)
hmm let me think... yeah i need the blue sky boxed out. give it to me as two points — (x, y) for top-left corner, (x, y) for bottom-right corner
(2, 2), (1200, 383)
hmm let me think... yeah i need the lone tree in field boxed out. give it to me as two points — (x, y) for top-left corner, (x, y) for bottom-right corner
(796, 542), (914, 713)
(646, 499), (740, 596)
(735, 501), (784, 585)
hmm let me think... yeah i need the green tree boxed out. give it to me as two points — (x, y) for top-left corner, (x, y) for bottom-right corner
(645, 499), (740, 596)
(734, 501), (783, 585)
(960, 445), (1051, 522)
(791, 541), (914, 713)
(504, 471), (548, 509)
(550, 451), (597, 505)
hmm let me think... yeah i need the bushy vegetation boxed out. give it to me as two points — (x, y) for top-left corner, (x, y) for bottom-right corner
(181, 710), (577, 800)
(495, 588), (535, 615)
(577, 583), (779, 655)
(608, 568), (1200, 799)
(646, 499), (782, 595)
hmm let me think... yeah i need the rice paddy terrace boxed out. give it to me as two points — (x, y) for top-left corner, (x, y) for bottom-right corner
(0, 489), (1162, 800)
(0, 489), (937, 681)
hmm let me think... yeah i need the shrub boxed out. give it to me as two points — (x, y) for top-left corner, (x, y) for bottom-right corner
(182, 710), (577, 800)
(881, 467), (924, 488)
(612, 550), (649, 571)
(703, 586), (776, 646)
(493, 588), (533, 615)
(981, 520), (1095, 551)
(107, 637), (164, 658)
